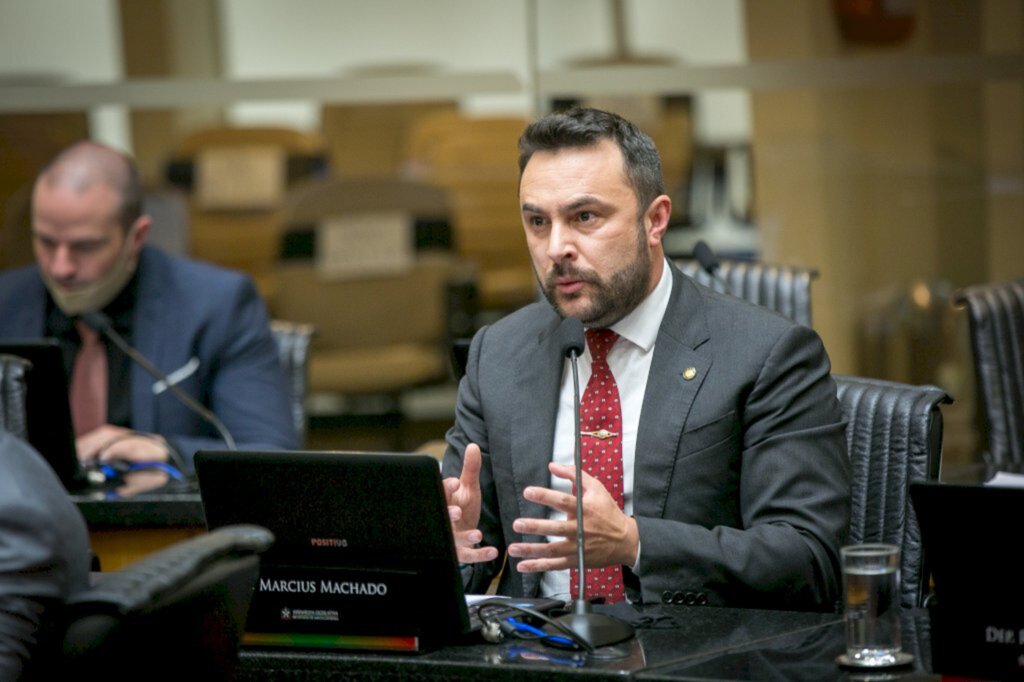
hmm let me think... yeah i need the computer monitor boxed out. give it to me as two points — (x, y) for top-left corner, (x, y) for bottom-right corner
(0, 339), (84, 490)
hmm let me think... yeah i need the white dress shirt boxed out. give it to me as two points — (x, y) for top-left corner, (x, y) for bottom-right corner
(539, 262), (673, 599)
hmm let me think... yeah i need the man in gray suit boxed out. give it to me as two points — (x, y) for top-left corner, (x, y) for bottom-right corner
(0, 427), (91, 678)
(442, 108), (850, 611)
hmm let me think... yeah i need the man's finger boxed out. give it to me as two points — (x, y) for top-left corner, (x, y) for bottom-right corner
(454, 529), (484, 546)
(457, 545), (499, 564)
(512, 516), (576, 537)
(515, 557), (573, 573)
(460, 442), (482, 487)
(522, 485), (577, 514)
(549, 462), (598, 487)
(508, 540), (574, 560)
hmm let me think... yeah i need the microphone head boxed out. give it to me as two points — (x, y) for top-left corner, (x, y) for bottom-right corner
(693, 240), (720, 274)
(80, 311), (112, 332)
(557, 317), (585, 358)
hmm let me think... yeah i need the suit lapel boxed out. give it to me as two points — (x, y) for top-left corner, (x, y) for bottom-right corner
(510, 315), (562, 517)
(15, 274), (49, 336)
(510, 314), (562, 595)
(633, 267), (713, 519)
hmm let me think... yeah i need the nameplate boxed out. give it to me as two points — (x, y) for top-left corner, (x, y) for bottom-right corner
(931, 604), (1024, 679)
(245, 564), (429, 651)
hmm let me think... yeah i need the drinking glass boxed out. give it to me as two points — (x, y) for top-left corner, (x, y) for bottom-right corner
(839, 543), (910, 668)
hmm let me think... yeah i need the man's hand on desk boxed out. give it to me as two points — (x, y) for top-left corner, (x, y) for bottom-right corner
(507, 462), (640, 573)
(114, 468), (172, 496)
(443, 443), (499, 565)
(77, 424), (171, 464)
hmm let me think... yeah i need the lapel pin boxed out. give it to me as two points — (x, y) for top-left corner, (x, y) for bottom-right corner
(682, 367), (697, 381)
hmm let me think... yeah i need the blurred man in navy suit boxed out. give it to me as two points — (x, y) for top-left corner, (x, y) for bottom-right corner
(0, 142), (297, 472)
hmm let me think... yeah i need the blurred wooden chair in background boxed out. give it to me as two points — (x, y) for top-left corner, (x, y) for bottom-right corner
(405, 112), (536, 320)
(321, 101), (457, 179)
(271, 176), (475, 419)
(279, 175), (456, 257)
(165, 126), (327, 298)
(271, 255), (466, 403)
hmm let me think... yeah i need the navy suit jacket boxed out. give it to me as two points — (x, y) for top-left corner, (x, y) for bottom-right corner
(0, 246), (298, 469)
(443, 262), (851, 611)
(0, 428), (91, 679)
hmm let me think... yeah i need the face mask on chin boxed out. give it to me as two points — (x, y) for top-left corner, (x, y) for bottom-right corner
(42, 233), (139, 317)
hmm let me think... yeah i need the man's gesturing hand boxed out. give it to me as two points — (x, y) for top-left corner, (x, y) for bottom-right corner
(442, 443), (498, 564)
(506, 462), (639, 572)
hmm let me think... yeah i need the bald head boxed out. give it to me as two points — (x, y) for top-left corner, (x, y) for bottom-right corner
(35, 141), (143, 232)
(31, 142), (151, 307)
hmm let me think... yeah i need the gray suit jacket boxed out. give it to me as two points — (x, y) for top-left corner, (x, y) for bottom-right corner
(0, 429), (91, 679)
(443, 263), (850, 611)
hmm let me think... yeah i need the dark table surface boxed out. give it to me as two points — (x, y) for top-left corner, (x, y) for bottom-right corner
(234, 606), (934, 681)
(71, 478), (205, 527)
(68, 479), (963, 680)
(637, 609), (934, 682)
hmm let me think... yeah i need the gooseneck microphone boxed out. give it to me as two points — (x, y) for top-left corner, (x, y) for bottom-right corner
(80, 311), (237, 451)
(552, 317), (634, 652)
(693, 239), (734, 296)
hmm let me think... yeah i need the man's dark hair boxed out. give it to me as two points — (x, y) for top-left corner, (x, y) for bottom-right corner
(517, 107), (666, 217)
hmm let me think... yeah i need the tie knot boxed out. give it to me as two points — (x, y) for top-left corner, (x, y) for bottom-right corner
(75, 319), (100, 345)
(585, 328), (619, 363)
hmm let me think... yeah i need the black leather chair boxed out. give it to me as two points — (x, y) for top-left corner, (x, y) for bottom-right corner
(0, 353), (30, 440)
(675, 258), (818, 327)
(953, 278), (1024, 467)
(835, 375), (951, 608)
(50, 524), (273, 680)
(269, 320), (315, 445)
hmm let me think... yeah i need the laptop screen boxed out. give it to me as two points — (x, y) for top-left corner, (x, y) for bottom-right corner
(0, 339), (83, 490)
(194, 449), (470, 652)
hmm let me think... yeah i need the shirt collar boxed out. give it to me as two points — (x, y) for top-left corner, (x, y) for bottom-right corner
(605, 257), (672, 353)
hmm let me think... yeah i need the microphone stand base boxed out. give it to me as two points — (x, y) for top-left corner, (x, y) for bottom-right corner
(554, 609), (635, 650)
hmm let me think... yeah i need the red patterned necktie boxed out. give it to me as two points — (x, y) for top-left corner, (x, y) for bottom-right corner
(70, 319), (108, 436)
(569, 328), (626, 604)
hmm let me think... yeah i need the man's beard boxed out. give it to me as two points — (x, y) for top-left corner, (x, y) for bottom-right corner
(41, 235), (138, 316)
(539, 227), (651, 328)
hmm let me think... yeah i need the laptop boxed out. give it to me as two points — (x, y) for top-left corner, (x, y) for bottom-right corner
(0, 339), (85, 490)
(909, 481), (1024, 679)
(195, 449), (474, 653)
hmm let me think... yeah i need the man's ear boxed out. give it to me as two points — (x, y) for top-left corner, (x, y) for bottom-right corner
(645, 195), (672, 246)
(129, 214), (151, 253)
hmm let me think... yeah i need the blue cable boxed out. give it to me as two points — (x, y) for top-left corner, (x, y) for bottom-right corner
(504, 618), (578, 649)
(98, 461), (185, 481)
